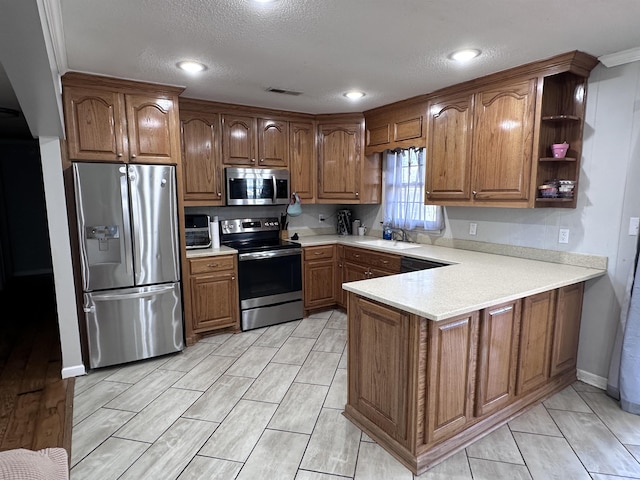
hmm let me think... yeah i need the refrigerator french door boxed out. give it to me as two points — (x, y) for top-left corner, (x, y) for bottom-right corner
(73, 162), (184, 368)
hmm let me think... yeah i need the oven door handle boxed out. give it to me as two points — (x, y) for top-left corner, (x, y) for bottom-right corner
(239, 248), (302, 261)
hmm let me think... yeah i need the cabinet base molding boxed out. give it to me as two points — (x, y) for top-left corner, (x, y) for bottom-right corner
(344, 369), (576, 476)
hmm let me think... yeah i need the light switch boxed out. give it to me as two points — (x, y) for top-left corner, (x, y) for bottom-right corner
(629, 217), (639, 236)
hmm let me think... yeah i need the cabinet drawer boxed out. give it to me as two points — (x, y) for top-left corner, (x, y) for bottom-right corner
(189, 255), (235, 275)
(343, 247), (401, 272)
(304, 245), (335, 261)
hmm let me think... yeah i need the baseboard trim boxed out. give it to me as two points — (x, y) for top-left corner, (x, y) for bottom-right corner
(62, 364), (86, 378)
(577, 369), (607, 390)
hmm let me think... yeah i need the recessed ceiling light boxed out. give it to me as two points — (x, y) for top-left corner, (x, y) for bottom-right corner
(448, 49), (481, 62)
(253, 0), (277, 3)
(177, 61), (207, 73)
(344, 91), (366, 100)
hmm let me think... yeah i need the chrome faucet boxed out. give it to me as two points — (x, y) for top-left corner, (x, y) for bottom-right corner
(391, 228), (409, 242)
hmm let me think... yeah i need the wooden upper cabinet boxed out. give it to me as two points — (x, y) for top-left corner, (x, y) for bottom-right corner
(317, 122), (362, 202)
(258, 118), (289, 167)
(425, 93), (473, 202)
(62, 74), (183, 165)
(471, 79), (536, 202)
(222, 114), (257, 166)
(125, 94), (180, 165)
(64, 86), (127, 162)
(290, 121), (316, 201)
(180, 109), (223, 204)
(364, 98), (427, 155)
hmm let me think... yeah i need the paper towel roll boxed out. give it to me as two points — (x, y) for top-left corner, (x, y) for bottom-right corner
(210, 220), (220, 249)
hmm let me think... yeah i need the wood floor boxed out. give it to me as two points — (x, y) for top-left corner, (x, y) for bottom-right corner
(0, 274), (74, 455)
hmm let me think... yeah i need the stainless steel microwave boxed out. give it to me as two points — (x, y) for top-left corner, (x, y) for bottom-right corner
(225, 167), (290, 206)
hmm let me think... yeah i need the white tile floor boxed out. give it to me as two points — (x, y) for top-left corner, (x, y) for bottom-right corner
(71, 309), (640, 480)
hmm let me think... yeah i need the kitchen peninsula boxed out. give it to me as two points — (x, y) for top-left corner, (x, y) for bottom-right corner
(293, 235), (606, 475)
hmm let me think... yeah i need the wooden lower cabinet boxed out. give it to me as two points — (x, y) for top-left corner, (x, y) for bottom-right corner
(425, 312), (479, 444)
(348, 295), (412, 447)
(303, 245), (336, 313)
(475, 299), (521, 417)
(188, 255), (239, 332)
(517, 290), (556, 395)
(344, 282), (585, 475)
(550, 282), (585, 376)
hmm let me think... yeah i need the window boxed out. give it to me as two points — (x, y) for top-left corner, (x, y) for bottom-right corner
(384, 147), (443, 231)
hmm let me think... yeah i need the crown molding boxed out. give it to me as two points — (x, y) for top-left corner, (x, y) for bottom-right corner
(38, 0), (68, 74)
(598, 46), (640, 68)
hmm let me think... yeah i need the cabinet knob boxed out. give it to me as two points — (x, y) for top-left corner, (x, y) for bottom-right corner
(117, 153), (123, 158)
(217, 192), (222, 197)
(231, 276), (235, 280)
(354, 254), (360, 258)
(472, 190), (477, 196)
(208, 263), (218, 268)
(382, 260), (388, 264)
(251, 158), (256, 163)
(355, 192), (359, 197)
(260, 159), (264, 163)
(131, 154), (137, 159)
(426, 191), (430, 195)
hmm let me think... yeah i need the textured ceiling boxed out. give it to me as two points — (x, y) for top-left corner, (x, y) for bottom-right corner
(58, 0), (640, 114)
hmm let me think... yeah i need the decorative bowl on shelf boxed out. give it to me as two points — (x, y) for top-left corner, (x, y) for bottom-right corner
(538, 183), (559, 198)
(551, 142), (569, 158)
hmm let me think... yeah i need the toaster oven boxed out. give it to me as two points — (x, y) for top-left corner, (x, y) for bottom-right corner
(185, 214), (211, 249)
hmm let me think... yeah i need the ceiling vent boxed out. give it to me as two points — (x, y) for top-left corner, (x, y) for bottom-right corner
(266, 87), (302, 96)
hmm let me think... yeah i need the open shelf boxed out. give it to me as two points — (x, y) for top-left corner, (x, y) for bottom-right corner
(536, 197), (574, 203)
(539, 157), (577, 162)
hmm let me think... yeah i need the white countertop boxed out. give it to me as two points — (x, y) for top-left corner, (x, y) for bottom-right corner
(187, 234), (606, 321)
(293, 235), (606, 321)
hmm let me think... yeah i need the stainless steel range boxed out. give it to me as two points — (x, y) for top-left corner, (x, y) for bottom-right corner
(220, 217), (303, 331)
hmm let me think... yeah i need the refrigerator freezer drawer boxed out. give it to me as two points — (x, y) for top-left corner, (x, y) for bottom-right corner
(84, 283), (184, 369)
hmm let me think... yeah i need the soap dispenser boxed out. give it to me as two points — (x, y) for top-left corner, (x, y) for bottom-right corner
(382, 222), (392, 240)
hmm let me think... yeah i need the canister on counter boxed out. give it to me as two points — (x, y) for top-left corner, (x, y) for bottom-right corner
(352, 219), (361, 235)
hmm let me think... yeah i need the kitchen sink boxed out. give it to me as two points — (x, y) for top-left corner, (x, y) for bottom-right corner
(354, 238), (422, 250)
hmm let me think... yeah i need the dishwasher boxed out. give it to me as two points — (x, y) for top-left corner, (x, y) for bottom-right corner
(400, 256), (447, 272)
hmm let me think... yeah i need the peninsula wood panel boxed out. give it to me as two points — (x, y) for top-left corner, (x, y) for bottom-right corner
(517, 290), (556, 395)
(425, 94), (473, 202)
(180, 110), (223, 204)
(290, 121), (316, 201)
(348, 296), (411, 446)
(475, 299), (521, 417)
(425, 312), (479, 444)
(471, 79), (536, 201)
(550, 282), (584, 377)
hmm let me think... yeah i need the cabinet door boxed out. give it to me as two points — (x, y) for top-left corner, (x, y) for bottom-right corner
(349, 296), (411, 446)
(476, 300), (521, 417)
(471, 79), (536, 201)
(425, 94), (473, 202)
(63, 86), (127, 162)
(258, 118), (289, 167)
(222, 114), (257, 165)
(190, 271), (239, 332)
(517, 290), (556, 395)
(290, 121), (316, 201)
(550, 282), (584, 377)
(426, 312), (479, 444)
(125, 94), (179, 164)
(343, 261), (370, 283)
(317, 123), (362, 201)
(303, 260), (336, 310)
(180, 111), (223, 204)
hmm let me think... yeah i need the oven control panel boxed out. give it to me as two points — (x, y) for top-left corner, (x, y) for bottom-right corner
(220, 217), (281, 235)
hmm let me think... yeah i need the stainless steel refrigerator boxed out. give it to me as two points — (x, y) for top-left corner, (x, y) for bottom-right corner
(73, 162), (184, 369)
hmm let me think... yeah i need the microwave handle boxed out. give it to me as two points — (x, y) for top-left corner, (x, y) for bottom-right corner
(272, 175), (277, 203)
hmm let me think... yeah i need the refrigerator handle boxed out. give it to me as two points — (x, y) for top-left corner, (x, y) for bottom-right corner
(89, 284), (177, 301)
(121, 167), (133, 274)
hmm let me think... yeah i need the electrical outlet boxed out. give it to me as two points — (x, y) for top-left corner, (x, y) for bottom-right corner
(318, 214), (325, 222)
(469, 223), (477, 236)
(629, 217), (639, 236)
(558, 228), (570, 244)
